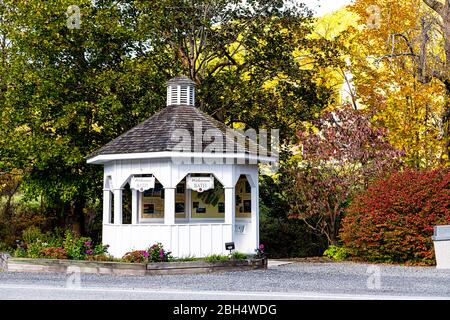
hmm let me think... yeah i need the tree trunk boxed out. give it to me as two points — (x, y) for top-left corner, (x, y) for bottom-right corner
(443, 2), (450, 160)
(2, 177), (20, 222)
(422, 0), (450, 160)
(74, 199), (86, 236)
(67, 198), (86, 236)
(443, 82), (450, 160)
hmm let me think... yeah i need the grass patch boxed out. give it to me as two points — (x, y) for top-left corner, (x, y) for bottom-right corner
(174, 256), (200, 262)
(230, 251), (248, 260)
(204, 254), (230, 262)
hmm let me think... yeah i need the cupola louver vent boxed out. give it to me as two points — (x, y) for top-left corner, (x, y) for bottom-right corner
(166, 76), (196, 107)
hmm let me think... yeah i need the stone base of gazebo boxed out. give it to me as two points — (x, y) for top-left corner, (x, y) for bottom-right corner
(103, 222), (255, 258)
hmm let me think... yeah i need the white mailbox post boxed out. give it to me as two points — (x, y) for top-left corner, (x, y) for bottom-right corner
(432, 225), (450, 269)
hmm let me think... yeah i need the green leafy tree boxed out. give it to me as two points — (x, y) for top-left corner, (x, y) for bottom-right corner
(135, 0), (337, 140)
(0, 0), (337, 236)
(0, 0), (170, 232)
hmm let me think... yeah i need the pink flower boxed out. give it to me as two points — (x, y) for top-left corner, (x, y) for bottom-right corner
(84, 241), (92, 247)
(259, 244), (264, 250)
(159, 249), (164, 258)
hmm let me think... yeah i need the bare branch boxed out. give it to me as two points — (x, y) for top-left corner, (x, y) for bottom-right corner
(432, 69), (448, 82)
(207, 61), (234, 77)
(375, 53), (420, 63)
(422, 0), (444, 16)
(391, 33), (416, 56)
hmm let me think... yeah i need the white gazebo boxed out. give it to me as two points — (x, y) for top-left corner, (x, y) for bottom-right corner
(87, 76), (276, 258)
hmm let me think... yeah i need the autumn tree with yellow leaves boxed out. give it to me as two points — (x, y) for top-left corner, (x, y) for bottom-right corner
(344, 0), (449, 167)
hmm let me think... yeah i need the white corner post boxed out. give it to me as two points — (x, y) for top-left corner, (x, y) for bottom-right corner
(164, 187), (176, 225)
(224, 186), (236, 242)
(113, 188), (123, 225)
(103, 189), (112, 224)
(250, 178), (260, 249)
(131, 189), (139, 225)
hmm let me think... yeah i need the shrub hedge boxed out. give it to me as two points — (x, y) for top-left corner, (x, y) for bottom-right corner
(340, 168), (450, 265)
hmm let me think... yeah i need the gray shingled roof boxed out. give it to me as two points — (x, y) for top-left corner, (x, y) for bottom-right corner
(87, 105), (262, 160)
(166, 75), (196, 86)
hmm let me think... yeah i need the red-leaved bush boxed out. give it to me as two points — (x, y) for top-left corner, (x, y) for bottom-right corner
(340, 168), (450, 265)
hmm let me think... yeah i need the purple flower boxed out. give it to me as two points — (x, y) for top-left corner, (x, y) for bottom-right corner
(141, 251), (149, 258)
(84, 241), (92, 247)
(159, 249), (164, 258)
(85, 249), (93, 255)
(259, 244), (264, 250)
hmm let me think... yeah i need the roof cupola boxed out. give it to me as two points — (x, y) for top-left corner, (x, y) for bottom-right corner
(166, 75), (196, 107)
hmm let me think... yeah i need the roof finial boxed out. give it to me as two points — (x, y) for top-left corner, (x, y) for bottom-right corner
(166, 75), (196, 107)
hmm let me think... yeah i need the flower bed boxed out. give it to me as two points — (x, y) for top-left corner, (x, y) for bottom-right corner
(12, 227), (111, 262)
(2, 227), (269, 275)
(0, 252), (267, 276)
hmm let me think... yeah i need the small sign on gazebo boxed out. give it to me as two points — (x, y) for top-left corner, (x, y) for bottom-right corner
(186, 176), (214, 193)
(130, 177), (155, 192)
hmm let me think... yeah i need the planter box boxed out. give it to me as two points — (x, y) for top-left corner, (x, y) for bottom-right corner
(0, 254), (147, 276)
(146, 259), (267, 275)
(0, 252), (267, 276)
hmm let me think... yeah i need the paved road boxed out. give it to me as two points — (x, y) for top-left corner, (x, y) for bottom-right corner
(1, 261), (450, 300)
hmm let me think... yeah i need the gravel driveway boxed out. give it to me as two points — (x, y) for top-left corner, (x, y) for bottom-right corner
(0, 261), (449, 299)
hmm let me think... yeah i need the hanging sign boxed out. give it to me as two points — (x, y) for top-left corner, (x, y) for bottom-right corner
(186, 176), (214, 193)
(130, 177), (155, 192)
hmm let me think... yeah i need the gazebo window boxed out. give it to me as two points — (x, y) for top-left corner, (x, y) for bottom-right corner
(190, 176), (225, 220)
(122, 183), (132, 224)
(175, 178), (187, 219)
(110, 194), (115, 224)
(104, 176), (114, 224)
(141, 180), (165, 219)
(236, 175), (252, 219)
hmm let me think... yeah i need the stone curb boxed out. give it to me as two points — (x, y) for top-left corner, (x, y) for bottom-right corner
(0, 252), (267, 276)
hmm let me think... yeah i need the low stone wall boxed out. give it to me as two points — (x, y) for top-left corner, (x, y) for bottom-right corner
(0, 252), (11, 271)
(3, 256), (148, 276)
(146, 259), (267, 275)
(0, 252), (267, 276)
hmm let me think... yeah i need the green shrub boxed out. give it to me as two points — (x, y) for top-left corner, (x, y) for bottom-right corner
(0, 242), (12, 253)
(8, 227), (108, 261)
(204, 254), (230, 262)
(259, 176), (328, 259)
(175, 256), (199, 262)
(230, 251), (248, 260)
(323, 245), (350, 261)
(0, 196), (49, 248)
(22, 226), (43, 245)
(26, 240), (47, 258)
(147, 243), (173, 262)
(93, 243), (109, 256)
(61, 231), (93, 260)
(12, 247), (26, 258)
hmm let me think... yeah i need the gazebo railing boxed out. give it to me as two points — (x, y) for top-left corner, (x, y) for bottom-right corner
(103, 223), (234, 258)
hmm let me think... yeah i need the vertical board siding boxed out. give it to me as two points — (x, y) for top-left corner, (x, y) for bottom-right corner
(103, 224), (237, 258)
